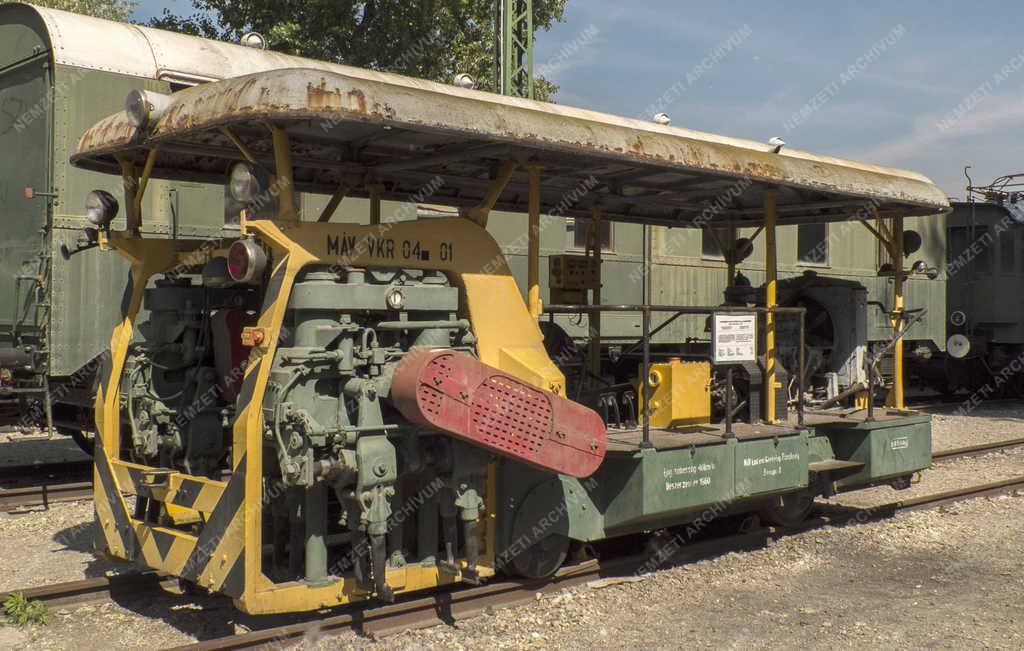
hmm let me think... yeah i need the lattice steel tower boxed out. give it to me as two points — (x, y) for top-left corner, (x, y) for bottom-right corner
(497, 0), (534, 98)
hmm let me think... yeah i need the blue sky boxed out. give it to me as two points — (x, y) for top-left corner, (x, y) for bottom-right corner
(133, 0), (1024, 197)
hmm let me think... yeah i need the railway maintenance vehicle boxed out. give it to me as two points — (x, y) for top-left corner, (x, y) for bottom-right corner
(67, 63), (949, 613)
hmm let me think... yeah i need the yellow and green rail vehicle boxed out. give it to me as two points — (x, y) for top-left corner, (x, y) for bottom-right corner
(70, 61), (948, 612)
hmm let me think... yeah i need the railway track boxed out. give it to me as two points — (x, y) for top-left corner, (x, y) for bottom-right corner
(0, 460), (93, 510)
(164, 473), (1024, 649)
(933, 437), (1024, 461)
(0, 573), (177, 609)
(0, 437), (1018, 515)
(0, 480), (93, 510)
(4, 470), (1020, 649)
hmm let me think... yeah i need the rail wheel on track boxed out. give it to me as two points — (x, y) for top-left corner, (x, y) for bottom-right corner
(758, 491), (815, 528)
(508, 533), (569, 579)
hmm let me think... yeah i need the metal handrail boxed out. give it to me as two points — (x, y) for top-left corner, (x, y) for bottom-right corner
(544, 303), (807, 446)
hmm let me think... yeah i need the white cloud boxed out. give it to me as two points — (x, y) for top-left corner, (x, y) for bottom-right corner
(858, 93), (1024, 162)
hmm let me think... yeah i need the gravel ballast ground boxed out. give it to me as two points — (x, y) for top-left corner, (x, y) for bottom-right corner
(0, 403), (1021, 649)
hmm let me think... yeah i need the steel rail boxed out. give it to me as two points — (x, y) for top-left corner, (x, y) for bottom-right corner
(0, 480), (93, 511)
(0, 459), (92, 484)
(932, 437), (1024, 461)
(0, 573), (175, 608)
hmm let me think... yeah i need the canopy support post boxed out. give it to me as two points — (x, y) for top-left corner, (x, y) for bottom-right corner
(467, 160), (518, 227)
(266, 123), (298, 222)
(318, 183), (350, 223)
(369, 185), (382, 225)
(218, 126), (259, 165)
(764, 191), (778, 424)
(887, 216), (906, 410)
(115, 150), (156, 235)
(527, 165), (542, 318)
(587, 208), (603, 382)
(726, 221), (738, 288)
(860, 209), (907, 411)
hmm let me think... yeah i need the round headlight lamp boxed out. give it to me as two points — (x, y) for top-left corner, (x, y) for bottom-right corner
(386, 288), (405, 310)
(84, 190), (119, 228)
(227, 239), (268, 284)
(228, 162), (269, 205)
(125, 89), (172, 128)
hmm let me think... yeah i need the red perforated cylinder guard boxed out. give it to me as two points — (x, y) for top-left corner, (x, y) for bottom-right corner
(390, 349), (606, 478)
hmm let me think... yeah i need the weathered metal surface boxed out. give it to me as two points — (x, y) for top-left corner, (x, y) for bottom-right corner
(946, 201), (1024, 344)
(391, 349), (607, 477)
(4, 3), (405, 86)
(0, 53), (49, 344)
(72, 67), (950, 228)
(814, 413), (932, 490)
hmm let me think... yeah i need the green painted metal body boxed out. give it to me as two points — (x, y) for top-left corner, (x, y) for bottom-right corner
(499, 415), (931, 552)
(815, 414), (932, 490)
(0, 5), (228, 380)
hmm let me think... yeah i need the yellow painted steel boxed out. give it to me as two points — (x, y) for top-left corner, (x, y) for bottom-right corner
(109, 459), (226, 514)
(93, 216), (560, 614)
(218, 126), (260, 164)
(527, 165), (542, 319)
(860, 211), (908, 410)
(887, 215), (906, 409)
(114, 154), (141, 233)
(136, 148), (158, 210)
(466, 159), (518, 226)
(764, 191), (778, 423)
(637, 360), (712, 427)
(132, 523), (198, 575)
(267, 123), (298, 221)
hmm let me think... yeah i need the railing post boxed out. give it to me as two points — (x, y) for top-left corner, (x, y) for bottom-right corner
(641, 306), (652, 448)
(763, 191), (778, 423)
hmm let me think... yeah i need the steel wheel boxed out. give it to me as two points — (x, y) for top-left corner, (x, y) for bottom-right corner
(759, 491), (814, 528)
(507, 533), (569, 579)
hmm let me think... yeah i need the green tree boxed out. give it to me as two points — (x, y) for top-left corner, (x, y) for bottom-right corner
(150, 1), (567, 100)
(28, 0), (137, 21)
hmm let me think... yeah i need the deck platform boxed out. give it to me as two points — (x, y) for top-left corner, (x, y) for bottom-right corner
(605, 421), (801, 453)
(794, 408), (922, 428)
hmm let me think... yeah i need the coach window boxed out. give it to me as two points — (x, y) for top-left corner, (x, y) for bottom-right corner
(947, 226), (967, 264)
(797, 223), (829, 266)
(566, 218), (613, 252)
(971, 225), (992, 273)
(1000, 229), (1016, 274)
(701, 228), (727, 259)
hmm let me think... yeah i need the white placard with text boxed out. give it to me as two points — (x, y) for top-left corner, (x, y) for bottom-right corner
(711, 313), (756, 364)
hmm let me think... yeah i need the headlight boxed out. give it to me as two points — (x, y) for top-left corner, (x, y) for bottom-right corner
(84, 190), (119, 228)
(385, 288), (405, 310)
(125, 89), (172, 128)
(228, 162), (269, 204)
(227, 239), (268, 283)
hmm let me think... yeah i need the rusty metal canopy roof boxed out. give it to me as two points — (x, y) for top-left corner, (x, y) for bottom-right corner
(71, 67), (950, 228)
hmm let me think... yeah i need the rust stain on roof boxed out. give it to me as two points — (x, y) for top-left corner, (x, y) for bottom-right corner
(69, 67), (950, 222)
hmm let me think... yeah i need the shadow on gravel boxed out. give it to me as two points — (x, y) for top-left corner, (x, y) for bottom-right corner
(50, 522), (123, 578)
(0, 436), (91, 467)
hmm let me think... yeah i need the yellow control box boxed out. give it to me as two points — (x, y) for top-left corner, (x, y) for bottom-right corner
(637, 359), (712, 428)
